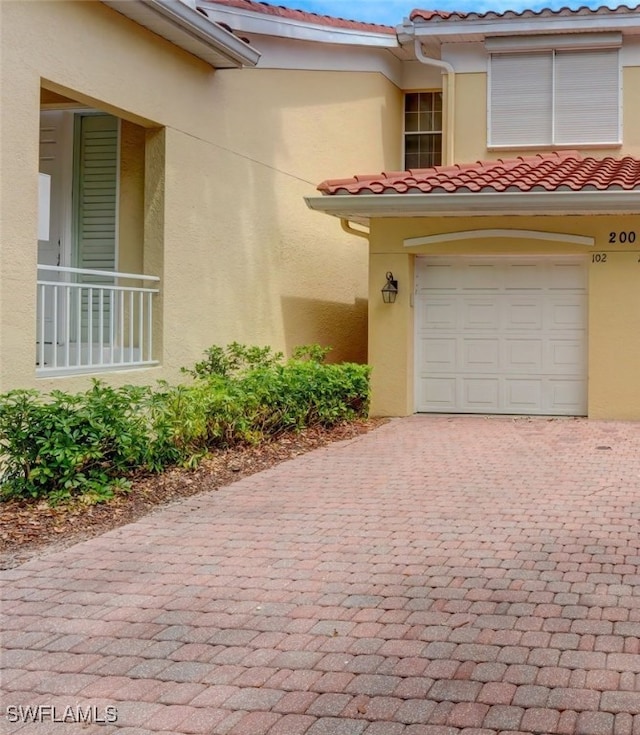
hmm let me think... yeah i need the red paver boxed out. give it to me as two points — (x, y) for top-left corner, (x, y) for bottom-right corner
(2, 416), (640, 735)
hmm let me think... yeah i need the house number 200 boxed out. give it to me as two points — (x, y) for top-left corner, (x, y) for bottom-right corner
(609, 231), (636, 243)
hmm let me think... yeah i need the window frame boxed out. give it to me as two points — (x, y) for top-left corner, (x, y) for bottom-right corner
(403, 90), (444, 170)
(487, 44), (622, 150)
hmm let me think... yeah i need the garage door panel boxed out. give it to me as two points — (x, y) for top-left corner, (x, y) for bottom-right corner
(547, 379), (587, 412)
(423, 264), (459, 290)
(550, 262), (588, 290)
(548, 298), (586, 330)
(420, 338), (457, 371)
(463, 300), (500, 329)
(504, 339), (543, 372)
(506, 299), (544, 330)
(420, 299), (457, 329)
(463, 263), (502, 290)
(415, 256), (587, 416)
(547, 340), (585, 372)
(504, 379), (543, 410)
(464, 339), (500, 371)
(421, 377), (457, 409)
(505, 262), (545, 290)
(462, 378), (500, 410)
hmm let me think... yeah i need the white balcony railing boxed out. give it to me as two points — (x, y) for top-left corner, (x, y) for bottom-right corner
(36, 265), (160, 376)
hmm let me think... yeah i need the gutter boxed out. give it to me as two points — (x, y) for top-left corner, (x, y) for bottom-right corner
(398, 15), (455, 166)
(340, 219), (370, 239)
(102, 0), (261, 68)
(413, 40), (455, 166)
(402, 13), (640, 40)
(305, 190), (640, 221)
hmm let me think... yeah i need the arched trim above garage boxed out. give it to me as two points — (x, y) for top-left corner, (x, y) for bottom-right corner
(404, 229), (595, 248)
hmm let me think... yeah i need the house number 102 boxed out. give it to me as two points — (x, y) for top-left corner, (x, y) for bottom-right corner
(592, 253), (607, 263)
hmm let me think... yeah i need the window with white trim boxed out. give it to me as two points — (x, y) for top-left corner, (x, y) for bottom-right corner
(489, 47), (620, 147)
(404, 92), (442, 169)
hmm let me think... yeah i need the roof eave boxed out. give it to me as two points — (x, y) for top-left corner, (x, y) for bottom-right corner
(305, 190), (640, 223)
(397, 13), (640, 43)
(198, 1), (398, 48)
(102, 0), (260, 68)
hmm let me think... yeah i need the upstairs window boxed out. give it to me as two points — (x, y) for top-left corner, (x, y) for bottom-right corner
(404, 91), (442, 169)
(489, 46), (620, 147)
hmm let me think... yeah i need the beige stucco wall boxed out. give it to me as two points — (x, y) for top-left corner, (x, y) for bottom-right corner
(0, 0), (403, 394)
(622, 67), (640, 158)
(369, 215), (640, 420)
(453, 66), (640, 163)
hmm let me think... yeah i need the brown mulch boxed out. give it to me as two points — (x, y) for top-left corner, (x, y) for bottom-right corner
(0, 419), (386, 570)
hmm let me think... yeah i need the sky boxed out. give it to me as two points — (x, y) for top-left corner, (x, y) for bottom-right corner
(283, 0), (620, 25)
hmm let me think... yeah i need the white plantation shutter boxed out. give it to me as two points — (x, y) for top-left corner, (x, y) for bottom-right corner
(74, 114), (118, 342)
(490, 52), (553, 146)
(554, 49), (620, 144)
(76, 114), (118, 272)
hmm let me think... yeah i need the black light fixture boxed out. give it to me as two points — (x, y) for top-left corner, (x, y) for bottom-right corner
(381, 271), (398, 304)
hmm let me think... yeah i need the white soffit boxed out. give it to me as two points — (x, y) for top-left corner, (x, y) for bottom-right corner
(102, 0), (260, 67)
(441, 42), (487, 73)
(197, 1), (398, 48)
(236, 34), (403, 83)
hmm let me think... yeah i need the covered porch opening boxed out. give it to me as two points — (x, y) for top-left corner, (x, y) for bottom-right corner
(37, 85), (163, 376)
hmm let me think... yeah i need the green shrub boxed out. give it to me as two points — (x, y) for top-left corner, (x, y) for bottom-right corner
(291, 344), (331, 363)
(239, 360), (370, 436)
(0, 344), (370, 504)
(0, 383), (153, 503)
(148, 378), (262, 460)
(182, 342), (284, 379)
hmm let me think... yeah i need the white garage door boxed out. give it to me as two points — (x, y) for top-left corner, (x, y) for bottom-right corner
(415, 256), (587, 415)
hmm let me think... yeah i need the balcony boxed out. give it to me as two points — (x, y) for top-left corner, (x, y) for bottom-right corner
(36, 265), (160, 376)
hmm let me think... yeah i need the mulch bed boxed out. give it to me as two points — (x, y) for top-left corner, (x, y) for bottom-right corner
(0, 419), (386, 569)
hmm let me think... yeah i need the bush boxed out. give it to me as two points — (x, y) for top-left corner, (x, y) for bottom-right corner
(239, 361), (370, 435)
(0, 383), (153, 504)
(182, 342), (284, 379)
(0, 344), (370, 503)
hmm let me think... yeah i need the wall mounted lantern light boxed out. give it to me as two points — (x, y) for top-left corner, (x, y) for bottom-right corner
(381, 271), (398, 304)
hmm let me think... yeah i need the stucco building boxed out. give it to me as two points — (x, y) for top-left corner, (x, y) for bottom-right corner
(1, 0), (639, 419)
(304, 4), (640, 419)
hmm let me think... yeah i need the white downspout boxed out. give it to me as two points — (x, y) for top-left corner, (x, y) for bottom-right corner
(413, 39), (455, 165)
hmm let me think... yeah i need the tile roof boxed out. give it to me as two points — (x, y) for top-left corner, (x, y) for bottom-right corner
(317, 152), (640, 196)
(410, 4), (640, 22)
(203, 0), (396, 34)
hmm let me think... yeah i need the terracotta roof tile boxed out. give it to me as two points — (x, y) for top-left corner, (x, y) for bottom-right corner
(317, 152), (640, 196)
(410, 4), (640, 22)
(203, 0), (395, 34)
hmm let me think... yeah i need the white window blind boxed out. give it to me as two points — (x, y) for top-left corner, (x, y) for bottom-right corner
(489, 48), (620, 146)
(490, 52), (553, 146)
(554, 49), (620, 145)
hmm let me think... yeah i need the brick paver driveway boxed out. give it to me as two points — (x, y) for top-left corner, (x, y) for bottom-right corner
(2, 416), (640, 735)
